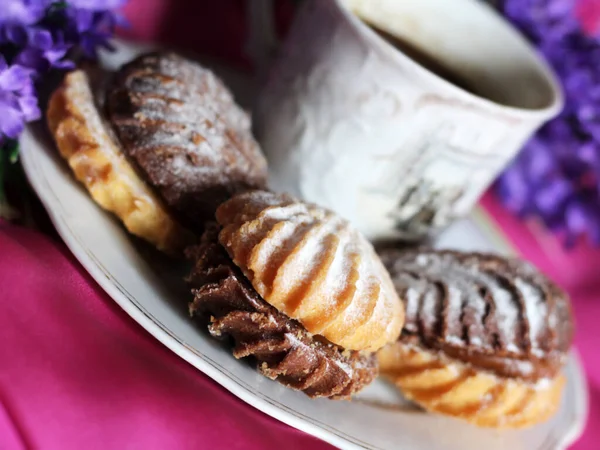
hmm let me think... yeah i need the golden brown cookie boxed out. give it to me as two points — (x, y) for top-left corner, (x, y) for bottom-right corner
(216, 191), (405, 352)
(47, 69), (194, 253)
(184, 191), (405, 398)
(186, 225), (377, 399)
(377, 248), (573, 428)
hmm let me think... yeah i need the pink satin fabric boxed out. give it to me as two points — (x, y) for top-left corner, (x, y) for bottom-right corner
(0, 222), (330, 450)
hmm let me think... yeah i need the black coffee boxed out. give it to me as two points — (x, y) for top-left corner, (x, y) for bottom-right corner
(366, 22), (481, 96)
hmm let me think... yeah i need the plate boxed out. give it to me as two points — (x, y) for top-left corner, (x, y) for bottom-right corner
(20, 41), (587, 450)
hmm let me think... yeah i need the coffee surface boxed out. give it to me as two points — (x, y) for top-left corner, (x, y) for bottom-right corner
(366, 22), (481, 97)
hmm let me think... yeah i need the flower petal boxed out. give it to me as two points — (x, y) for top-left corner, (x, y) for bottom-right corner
(496, 166), (531, 213)
(534, 177), (573, 214)
(44, 47), (70, 64)
(2, 24), (28, 46)
(29, 28), (53, 50)
(0, 0), (47, 25)
(72, 9), (94, 32)
(0, 104), (25, 139)
(18, 96), (40, 121)
(0, 64), (33, 91)
(14, 48), (47, 73)
(68, 0), (126, 11)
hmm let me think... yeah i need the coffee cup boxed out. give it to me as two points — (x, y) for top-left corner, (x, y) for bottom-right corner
(253, 0), (562, 240)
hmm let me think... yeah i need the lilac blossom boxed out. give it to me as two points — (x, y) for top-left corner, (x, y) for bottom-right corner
(0, 0), (125, 218)
(0, 55), (39, 145)
(0, 0), (50, 26)
(0, 0), (125, 145)
(497, 0), (600, 245)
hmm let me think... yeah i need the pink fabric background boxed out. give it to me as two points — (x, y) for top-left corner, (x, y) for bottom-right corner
(0, 1), (596, 448)
(0, 221), (330, 450)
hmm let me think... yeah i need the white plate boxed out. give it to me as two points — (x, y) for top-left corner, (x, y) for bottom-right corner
(20, 41), (587, 450)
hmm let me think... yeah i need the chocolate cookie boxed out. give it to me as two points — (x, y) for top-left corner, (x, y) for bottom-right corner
(379, 248), (573, 381)
(186, 225), (377, 399)
(47, 69), (195, 254)
(107, 52), (268, 229)
(377, 248), (574, 428)
(183, 190), (406, 398)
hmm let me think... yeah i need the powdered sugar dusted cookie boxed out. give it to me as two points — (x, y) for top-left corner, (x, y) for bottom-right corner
(184, 191), (405, 398)
(216, 190), (405, 352)
(107, 52), (268, 229)
(377, 248), (574, 428)
(47, 69), (194, 253)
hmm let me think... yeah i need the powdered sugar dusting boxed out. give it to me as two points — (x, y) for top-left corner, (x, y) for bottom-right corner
(420, 288), (439, 333)
(467, 268), (520, 349)
(489, 283), (519, 348)
(219, 190), (403, 351)
(68, 71), (156, 205)
(515, 277), (547, 348)
(259, 202), (310, 222)
(403, 287), (421, 333)
(380, 250), (568, 360)
(533, 378), (552, 391)
(273, 213), (342, 294)
(107, 52), (267, 227)
(250, 219), (298, 272)
(445, 285), (463, 343)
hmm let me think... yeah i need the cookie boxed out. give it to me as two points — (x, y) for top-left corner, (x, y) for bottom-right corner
(47, 69), (194, 253)
(377, 248), (573, 428)
(185, 191), (405, 398)
(186, 225), (377, 399)
(216, 191), (405, 352)
(107, 52), (268, 228)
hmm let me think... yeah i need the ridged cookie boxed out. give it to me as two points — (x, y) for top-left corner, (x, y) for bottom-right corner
(377, 248), (573, 428)
(378, 344), (565, 428)
(215, 191), (404, 352)
(47, 69), (194, 253)
(107, 52), (268, 228)
(186, 225), (377, 399)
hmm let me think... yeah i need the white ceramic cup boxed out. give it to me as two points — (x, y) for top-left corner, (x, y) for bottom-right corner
(253, 0), (563, 241)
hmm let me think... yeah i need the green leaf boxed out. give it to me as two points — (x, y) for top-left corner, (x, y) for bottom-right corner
(7, 141), (19, 164)
(46, 1), (68, 19)
(49, 1), (68, 10)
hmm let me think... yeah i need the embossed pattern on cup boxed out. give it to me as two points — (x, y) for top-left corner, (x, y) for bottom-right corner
(255, 0), (562, 240)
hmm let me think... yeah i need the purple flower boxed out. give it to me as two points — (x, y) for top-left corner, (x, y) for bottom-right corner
(0, 0), (126, 136)
(64, 8), (119, 58)
(0, 0), (126, 212)
(68, 0), (127, 11)
(0, 0), (50, 26)
(504, 0), (580, 44)
(496, 164), (531, 213)
(15, 27), (73, 71)
(497, 0), (600, 246)
(36, 1), (128, 60)
(9, 26), (72, 72)
(1, 0), (127, 77)
(0, 55), (39, 142)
